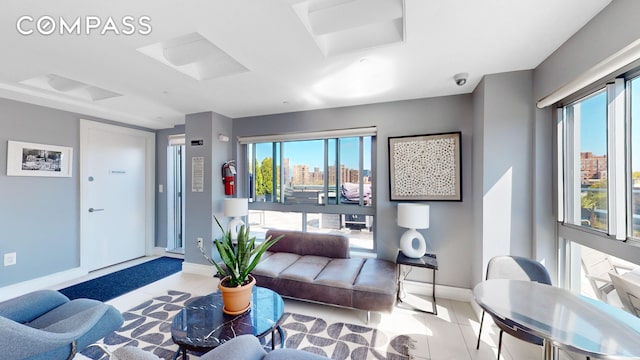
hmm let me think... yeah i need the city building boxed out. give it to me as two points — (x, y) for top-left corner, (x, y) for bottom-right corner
(581, 152), (608, 185)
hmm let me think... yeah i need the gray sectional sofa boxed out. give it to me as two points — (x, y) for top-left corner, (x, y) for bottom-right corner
(252, 229), (397, 315)
(113, 334), (328, 360)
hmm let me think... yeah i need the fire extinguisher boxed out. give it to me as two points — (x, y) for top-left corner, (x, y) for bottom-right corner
(222, 160), (236, 196)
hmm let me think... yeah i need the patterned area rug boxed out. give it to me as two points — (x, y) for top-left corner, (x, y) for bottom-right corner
(280, 312), (412, 360)
(79, 290), (413, 360)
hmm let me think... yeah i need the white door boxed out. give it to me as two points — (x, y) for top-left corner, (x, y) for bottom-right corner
(80, 120), (155, 271)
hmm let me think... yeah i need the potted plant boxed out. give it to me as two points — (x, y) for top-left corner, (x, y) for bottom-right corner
(199, 217), (283, 314)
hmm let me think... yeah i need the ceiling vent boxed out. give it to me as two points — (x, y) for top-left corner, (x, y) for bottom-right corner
(20, 74), (122, 101)
(137, 32), (249, 81)
(293, 0), (405, 57)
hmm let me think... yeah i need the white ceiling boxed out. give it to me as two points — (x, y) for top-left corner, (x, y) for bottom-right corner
(0, 0), (611, 130)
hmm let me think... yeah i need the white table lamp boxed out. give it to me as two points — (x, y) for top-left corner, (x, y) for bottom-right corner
(397, 203), (430, 258)
(224, 198), (248, 240)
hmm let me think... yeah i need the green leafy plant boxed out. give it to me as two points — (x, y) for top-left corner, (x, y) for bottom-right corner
(199, 216), (283, 287)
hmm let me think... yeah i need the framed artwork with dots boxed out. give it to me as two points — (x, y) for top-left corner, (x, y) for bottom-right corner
(388, 131), (462, 201)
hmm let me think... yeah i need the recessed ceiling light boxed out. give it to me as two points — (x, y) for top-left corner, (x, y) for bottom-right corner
(137, 32), (249, 81)
(292, 0), (404, 57)
(20, 74), (121, 102)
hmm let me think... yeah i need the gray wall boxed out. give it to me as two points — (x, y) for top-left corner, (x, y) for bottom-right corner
(0, 98), (80, 287)
(183, 112), (233, 266)
(473, 71), (537, 284)
(0, 98), (151, 287)
(535, 0), (640, 101)
(233, 96), (475, 288)
(472, 77), (486, 286)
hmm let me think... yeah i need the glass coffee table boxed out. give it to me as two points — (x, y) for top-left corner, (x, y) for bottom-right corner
(171, 286), (284, 359)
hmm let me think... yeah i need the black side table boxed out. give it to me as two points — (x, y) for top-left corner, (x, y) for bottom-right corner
(396, 251), (438, 315)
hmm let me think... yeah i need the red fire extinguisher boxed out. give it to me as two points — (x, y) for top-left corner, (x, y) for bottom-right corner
(222, 160), (236, 196)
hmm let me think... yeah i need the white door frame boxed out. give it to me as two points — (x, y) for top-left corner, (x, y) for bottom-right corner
(79, 119), (156, 271)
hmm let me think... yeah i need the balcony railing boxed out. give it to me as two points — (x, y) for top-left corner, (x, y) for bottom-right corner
(580, 187), (640, 236)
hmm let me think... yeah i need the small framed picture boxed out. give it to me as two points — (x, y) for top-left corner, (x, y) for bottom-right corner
(6, 140), (73, 177)
(388, 132), (462, 201)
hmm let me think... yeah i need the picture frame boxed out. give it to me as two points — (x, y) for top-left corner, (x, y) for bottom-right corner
(388, 131), (461, 201)
(6, 140), (73, 177)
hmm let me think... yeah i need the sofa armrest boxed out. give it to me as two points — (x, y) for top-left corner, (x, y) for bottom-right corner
(0, 290), (69, 323)
(0, 316), (85, 358)
(200, 335), (267, 360)
(0, 300), (123, 359)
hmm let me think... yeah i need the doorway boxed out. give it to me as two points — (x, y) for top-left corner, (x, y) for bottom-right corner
(80, 120), (155, 272)
(167, 135), (186, 254)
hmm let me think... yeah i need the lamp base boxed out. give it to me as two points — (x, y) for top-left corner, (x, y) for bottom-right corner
(399, 229), (427, 258)
(228, 217), (245, 243)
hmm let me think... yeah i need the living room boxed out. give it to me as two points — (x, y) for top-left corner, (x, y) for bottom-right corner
(2, 1), (640, 359)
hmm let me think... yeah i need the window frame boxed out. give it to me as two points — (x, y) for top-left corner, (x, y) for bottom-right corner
(558, 80), (635, 241)
(239, 128), (377, 252)
(555, 69), (640, 296)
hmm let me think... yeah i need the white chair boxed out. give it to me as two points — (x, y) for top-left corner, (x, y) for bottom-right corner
(609, 270), (640, 317)
(580, 246), (634, 301)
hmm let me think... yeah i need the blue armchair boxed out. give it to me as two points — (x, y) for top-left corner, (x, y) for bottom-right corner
(0, 289), (123, 360)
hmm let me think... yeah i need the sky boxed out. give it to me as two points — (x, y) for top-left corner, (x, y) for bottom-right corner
(580, 83), (640, 172)
(254, 137), (371, 170)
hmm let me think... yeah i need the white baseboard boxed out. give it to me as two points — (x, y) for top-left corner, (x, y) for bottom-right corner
(469, 298), (483, 320)
(0, 267), (87, 302)
(151, 247), (168, 256)
(182, 261), (216, 277)
(149, 247), (186, 259)
(403, 280), (484, 319)
(403, 279), (473, 303)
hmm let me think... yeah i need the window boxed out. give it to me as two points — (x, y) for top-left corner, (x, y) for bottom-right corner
(563, 90), (608, 232)
(241, 128), (376, 251)
(558, 72), (640, 302)
(167, 134), (186, 254)
(631, 77), (640, 238)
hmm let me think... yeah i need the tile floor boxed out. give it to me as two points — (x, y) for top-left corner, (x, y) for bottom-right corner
(55, 256), (583, 360)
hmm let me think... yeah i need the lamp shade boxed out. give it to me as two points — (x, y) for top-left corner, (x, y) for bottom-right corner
(397, 203), (429, 229)
(224, 198), (248, 218)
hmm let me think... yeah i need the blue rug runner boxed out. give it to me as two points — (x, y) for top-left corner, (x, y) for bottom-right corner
(59, 257), (183, 301)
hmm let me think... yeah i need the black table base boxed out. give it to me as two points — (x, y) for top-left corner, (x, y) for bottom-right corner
(396, 252), (438, 315)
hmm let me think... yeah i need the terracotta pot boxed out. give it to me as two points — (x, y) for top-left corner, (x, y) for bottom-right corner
(218, 275), (256, 315)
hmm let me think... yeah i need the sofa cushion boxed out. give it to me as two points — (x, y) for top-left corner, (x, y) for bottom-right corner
(353, 259), (398, 312)
(253, 253), (301, 277)
(279, 256), (331, 282)
(315, 258), (366, 290)
(353, 259), (397, 295)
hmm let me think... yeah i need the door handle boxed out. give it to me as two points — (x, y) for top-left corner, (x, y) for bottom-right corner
(88, 208), (104, 213)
